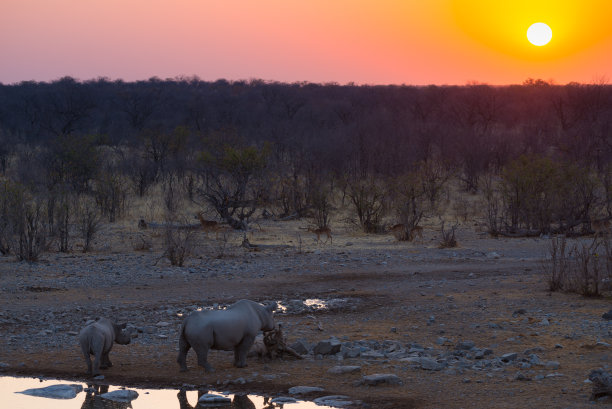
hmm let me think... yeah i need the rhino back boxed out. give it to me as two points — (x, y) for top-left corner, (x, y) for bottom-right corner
(79, 319), (115, 353)
(183, 301), (269, 350)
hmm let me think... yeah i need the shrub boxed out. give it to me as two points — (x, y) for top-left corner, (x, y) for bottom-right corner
(345, 175), (387, 233)
(546, 236), (612, 297)
(162, 216), (194, 267)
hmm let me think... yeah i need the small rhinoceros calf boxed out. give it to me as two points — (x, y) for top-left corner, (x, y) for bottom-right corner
(79, 318), (131, 376)
(177, 299), (276, 373)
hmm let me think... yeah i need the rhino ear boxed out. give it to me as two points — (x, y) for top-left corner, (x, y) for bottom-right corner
(119, 323), (127, 329)
(266, 303), (277, 312)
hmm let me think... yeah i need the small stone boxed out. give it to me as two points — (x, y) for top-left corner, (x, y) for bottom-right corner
(515, 372), (531, 381)
(328, 366), (361, 374)
(545, 361), (560, 370)
(602, 309), (612, 320)
(456, 340), (476, 350)
(501, 353), (518, 363)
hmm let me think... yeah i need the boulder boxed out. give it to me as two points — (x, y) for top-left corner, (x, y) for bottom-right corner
(289, 339), (311, 355)
(313, 338), (341, 355)
(100, 390), (139, 402)
(17, 384), (83, 399)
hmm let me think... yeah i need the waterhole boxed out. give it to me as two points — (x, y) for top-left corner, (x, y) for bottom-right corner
(2, 376), (346, 408)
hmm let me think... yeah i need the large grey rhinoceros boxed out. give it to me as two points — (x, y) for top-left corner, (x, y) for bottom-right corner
(78, 318), (131, 375)
(177, 299), (276, 373)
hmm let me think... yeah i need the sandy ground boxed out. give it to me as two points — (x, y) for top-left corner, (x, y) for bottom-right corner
(0, 218), (610, 408)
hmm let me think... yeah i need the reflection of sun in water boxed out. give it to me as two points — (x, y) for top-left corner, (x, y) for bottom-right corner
(527, 22), (552, 46)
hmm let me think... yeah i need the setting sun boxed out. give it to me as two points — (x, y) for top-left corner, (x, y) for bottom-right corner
(527, 22), (553, 46)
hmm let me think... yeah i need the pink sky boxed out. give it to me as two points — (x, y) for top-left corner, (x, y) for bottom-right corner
(2, 0), (611, 85)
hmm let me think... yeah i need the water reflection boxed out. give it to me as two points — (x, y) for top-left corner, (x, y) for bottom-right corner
(2, 376), (338, 409)
(178, 389), (257, 409)
(81, 385), (132, 409)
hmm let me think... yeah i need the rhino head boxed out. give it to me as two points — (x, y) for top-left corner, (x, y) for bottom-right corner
(261, 303), (277, 332)
(113, 323), (132, 345)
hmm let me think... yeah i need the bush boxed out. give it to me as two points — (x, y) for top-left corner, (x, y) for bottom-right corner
(162, 216), (195, 267)
(345, 175), (387, 233)
(94, 173), (128, 222)
(77, 196), (102, 253)
(0, 181), (48, 261)
(500, 155), (601, 234)
(546, 236), (612, 297)
(390, 172), (426, 240)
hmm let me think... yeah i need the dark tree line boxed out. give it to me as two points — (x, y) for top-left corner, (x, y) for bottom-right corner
(0, 77), (611, 259)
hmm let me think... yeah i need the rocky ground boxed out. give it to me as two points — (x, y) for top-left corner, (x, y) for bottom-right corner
(0, 218), (610, 408)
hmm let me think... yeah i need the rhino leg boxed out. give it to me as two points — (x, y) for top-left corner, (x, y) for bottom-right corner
(177, 339), (190, 372)
(193, 345), (214, 373)
(102, 353), (112, 368)
(81, 344), (93, 375)
(92, 350), (102, 375)
(234, 335), (256, 368)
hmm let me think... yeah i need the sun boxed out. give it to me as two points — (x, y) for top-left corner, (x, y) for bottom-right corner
(527, 22), (552, 46)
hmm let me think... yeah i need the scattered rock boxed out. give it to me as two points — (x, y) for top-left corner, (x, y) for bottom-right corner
(456, 340), (475, 350)
(545, 361), (560, 370)
(328, 365), (361, 374)
(501, 353), (518, 363)
(515, 372), (531, 381)
(288, 386), (325, 395)
(360, 373), (403, 386)
(401, 356), (447, 371)
(602, 309), (612, 320)
(17, 384), (83, 399)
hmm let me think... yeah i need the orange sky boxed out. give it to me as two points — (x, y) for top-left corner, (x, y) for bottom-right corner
(1, 0), (611, 85)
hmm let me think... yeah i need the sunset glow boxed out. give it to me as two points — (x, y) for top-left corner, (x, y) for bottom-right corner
(1, 0), (611, 84)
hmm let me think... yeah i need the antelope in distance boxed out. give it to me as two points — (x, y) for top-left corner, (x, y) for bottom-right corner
(390, 223), (423, 242)
(307, 226), (332, 244)
(197, 212), (222, 238)
(591, 218), (611, 238)
(409, 226), (424, 242)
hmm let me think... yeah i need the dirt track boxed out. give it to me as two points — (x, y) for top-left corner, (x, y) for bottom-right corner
(0, 220), (610, 408)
